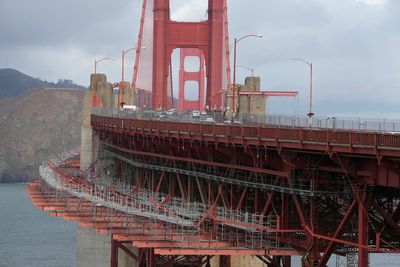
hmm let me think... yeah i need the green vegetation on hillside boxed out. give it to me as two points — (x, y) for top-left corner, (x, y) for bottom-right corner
(0, 68), (85, 98)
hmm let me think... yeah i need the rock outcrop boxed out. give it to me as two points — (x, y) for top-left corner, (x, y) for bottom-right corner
(0, 88), (84, 182)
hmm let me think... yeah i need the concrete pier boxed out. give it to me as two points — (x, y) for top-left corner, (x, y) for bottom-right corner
(76, 228), (137, 267)
(76, 228), (111, 267)
(226, 76), (267, 119)
(78, 74), (138, 267)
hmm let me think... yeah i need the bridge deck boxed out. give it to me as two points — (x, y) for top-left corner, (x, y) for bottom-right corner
(91, 115), (400, 159)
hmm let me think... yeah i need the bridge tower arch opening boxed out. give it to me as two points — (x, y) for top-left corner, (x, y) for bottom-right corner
(178, 48), (205, 111)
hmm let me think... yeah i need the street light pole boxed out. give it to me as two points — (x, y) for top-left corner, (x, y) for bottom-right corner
(292, 58), (314, 125)
(236, 65), (254, 77)
(232, 34), (263, 116)
(120, 46), (145, 108)
(93, 57), (115, 107)
(120, 50), (125, 108)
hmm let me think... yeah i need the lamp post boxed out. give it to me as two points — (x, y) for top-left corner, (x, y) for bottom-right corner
(232, 34), (263, 115)
(93, 57), (115, 107)
(292, 58), (314, 125)
(120, 46), (145, 108)
(236, 65), (254, 77)
(120, 49), (133, 108)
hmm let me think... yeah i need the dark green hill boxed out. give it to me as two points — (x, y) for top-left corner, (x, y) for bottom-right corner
(0, 68), (85, 98)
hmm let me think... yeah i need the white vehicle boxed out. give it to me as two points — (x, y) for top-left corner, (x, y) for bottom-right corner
(122, 105), (137, 112)
(122, 105), (137, 117)
(167, 109), (176, 115)
(192, 110), (200, 118)
(223, 119), (242, 125)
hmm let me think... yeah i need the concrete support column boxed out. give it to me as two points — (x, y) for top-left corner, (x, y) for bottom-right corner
(77, 228), (111, 267)
(230, 256), (266, 267)
(236, 77), (266, 120)
(78, 73), (138, 267)
(116, 82), (135, 109)
(80, 90), (93, 171)
(81, 74), (112, 171)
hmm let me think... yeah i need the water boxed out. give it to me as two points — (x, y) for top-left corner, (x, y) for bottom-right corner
(0, 183), (76, 267)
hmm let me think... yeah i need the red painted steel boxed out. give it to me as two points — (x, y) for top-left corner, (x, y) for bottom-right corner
(30, 131), (400, 267)
(92, 115), (400, 193)
(136, 88), (152, 108)
(152, 0), (226, 109)
(28, 180), (301, 256)
(358, 191), (369, 267)
(91, 115), (400, 160)
(154, 248), (299, 256)
(30, 0), (400, 265)
(103, 141), (289, 177)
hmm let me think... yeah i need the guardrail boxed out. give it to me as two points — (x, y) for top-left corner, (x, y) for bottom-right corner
(91, 114), (400, 157)
(92, 107), (400, 133)
(243, 113), (400, 133)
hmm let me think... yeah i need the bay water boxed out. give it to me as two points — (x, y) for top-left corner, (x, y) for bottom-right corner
(0, 183), (76, 267)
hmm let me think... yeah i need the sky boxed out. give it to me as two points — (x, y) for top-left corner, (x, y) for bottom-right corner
(0, 0), (399, 118)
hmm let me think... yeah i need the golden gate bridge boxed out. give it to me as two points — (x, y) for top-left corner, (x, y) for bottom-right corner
(28, 1), (400, 266)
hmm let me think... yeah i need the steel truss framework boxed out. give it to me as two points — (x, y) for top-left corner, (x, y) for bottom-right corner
(28, 181), (213, 267)
(29, 168), (299, 266)
(90, 115), (400, 266)
(27, 115), (400, 267)
(25, 0), (400, 265)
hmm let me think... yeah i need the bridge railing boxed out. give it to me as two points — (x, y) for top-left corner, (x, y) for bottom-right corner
(92, 107), (400, 133)
(91, 116), (400, 156)
(243, 113), (400, 133)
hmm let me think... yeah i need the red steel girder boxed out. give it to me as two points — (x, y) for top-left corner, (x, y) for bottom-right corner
(154, 248), (300, 256)
(103, 141), (287, 177)
(91, 115), (400, 159)
(92, 115), (400, 188)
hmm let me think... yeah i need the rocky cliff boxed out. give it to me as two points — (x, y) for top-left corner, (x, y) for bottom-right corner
(0, 88), (84, 182)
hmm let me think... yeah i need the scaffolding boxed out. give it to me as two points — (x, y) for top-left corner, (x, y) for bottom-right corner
(38, 153), (296, 251)
(103, 148), (348, 197)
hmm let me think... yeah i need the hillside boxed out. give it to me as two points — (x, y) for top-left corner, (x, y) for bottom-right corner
(0, 68), (85, 98)
(0, 88), (84, 182)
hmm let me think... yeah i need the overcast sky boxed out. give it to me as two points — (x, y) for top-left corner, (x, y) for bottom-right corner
(1, 0), (399, 118)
